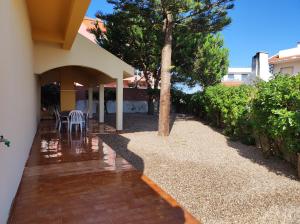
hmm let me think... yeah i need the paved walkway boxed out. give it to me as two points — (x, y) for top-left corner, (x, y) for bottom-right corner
(9, 120), (198, 224)
(104, 114), (300, 224)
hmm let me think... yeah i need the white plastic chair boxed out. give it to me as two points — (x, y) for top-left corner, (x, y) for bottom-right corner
(68, 110), (85, 133)
(59, 114), (69, 132)
(53, 108), (60, 129)
(54, 108), (69, 132)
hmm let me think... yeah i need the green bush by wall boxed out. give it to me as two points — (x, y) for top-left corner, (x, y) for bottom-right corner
(203, 84), (255, 144)
(171, 73), (300, 154)
(252, 74), (300, 154)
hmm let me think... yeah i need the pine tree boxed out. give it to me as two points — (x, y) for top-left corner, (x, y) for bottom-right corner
(91, 0), (234, 136)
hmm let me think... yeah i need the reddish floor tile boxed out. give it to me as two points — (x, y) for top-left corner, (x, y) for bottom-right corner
(9, 120), (199, 224)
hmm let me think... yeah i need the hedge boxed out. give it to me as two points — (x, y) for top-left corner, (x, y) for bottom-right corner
(252, 74), (300, 154)
(203, 84), (255, 144)
(171, 73), (300, 154)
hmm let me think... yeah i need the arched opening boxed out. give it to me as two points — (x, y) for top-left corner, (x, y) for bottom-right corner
(39, 65), (123, 130)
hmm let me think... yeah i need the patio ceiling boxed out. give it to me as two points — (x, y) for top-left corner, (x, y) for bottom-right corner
(26, 0), (90, 49)
(40, 66), (115, 87)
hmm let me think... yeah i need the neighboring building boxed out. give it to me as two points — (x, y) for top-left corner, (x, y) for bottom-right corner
(269, 42), (300, 75)
(105, 75), (148, 89)
(224, 42), (300, 87)
(83, 16), (106, 33)
(252, 52), (272, 81)
(223, 52), (273, 86)
(222, 67), (252, 86)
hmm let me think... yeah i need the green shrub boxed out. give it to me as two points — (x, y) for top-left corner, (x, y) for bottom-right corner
(172, 74), (300, 154)
(252, 74), (300, 153)
(203, 84), (255, 143)
(190, 92), (206, 118)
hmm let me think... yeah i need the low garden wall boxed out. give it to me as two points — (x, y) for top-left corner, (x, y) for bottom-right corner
(76, 100), (148, 114)
(106, 100), (148, 113)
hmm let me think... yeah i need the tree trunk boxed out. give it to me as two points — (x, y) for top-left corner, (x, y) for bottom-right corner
(158, 12), (173, 136)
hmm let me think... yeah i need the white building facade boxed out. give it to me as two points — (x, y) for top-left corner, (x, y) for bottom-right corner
(269, 42), (300, 75)
(223, 42), (300, 87)
(222, 67), (253, 85)
(223, 52), (273, 86)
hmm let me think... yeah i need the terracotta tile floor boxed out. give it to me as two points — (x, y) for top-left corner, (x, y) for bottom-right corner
(9, 120), (199, 224)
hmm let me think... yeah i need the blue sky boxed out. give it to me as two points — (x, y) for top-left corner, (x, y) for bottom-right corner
(86, 0), (300, 68)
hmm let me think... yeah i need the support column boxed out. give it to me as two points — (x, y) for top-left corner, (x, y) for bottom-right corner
(116, 78), (123, 130)
(88, 87), (93, 118)
(99, 84), (104, 123)
(60, 76), (75, 111)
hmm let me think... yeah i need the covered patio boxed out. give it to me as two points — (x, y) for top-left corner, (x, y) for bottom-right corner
(40, 65), (120, 130)
(35, 33), (134, 131)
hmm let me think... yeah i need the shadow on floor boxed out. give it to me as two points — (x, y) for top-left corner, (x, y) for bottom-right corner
(100, 133), (199, 223)
(190, 116), (299, 180)
(105, 113), (190, 134)
(226, 140), (298, 180)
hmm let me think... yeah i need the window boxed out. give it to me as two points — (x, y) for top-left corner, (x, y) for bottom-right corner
(280, 67), (294, 75)
(228, 74), (234, 80)
(241, 74), (248, 81)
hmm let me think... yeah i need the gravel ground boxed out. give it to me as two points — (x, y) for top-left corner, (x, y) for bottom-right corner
(103, 114), (300, 224)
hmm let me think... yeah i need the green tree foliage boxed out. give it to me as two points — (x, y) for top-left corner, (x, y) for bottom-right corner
(192, 34), (229, 88)
(148, 0), (234, 135)
(252, 74), (300, 153)
(203, 84), (255, 143)
(173, 33), (229, 88)
(90, 1), (163, 89)
(91, 0), (235, 135)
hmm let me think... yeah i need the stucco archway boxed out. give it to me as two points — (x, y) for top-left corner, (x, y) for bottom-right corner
(40, 65), (115, 86)
(34, 34), (133, 79)
(33, 34), (135, 131)
(39, 65), (123, 130)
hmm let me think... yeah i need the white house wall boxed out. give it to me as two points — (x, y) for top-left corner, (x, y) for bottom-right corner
(278, 43), (300, 58)
(273, 60), (300, 75)
(0, 1), (40, 222)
